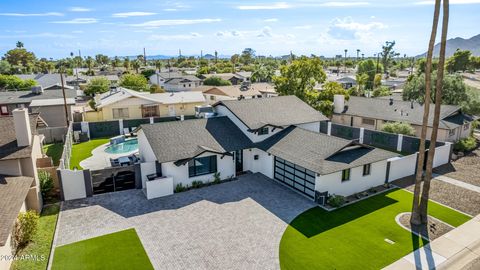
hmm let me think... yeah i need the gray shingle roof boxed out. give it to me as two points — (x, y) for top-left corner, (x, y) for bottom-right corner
(140, 117), (253, 163)
(0, 89), (76, 105)
(214, 96), (329, 130)
(257, 126), (398, 175)
(339, 96), (466, 129)
(0, 115), (38, 161)
(0, 175), (34, 246)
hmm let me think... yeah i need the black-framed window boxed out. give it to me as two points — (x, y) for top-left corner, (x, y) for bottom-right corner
(258, 127), (269, 135)
(363, 164), (371, 176)
(188, 155), (217, 177)
(341, 169), (350, 182)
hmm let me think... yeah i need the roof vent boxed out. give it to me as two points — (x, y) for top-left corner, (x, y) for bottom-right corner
(389, 98), (393, 105)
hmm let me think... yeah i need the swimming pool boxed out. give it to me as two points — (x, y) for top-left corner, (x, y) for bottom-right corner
(104, 138), (139, 154)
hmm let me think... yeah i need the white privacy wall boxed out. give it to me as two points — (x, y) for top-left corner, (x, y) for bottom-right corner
(161, 152), (235, 187)
(243, 148), (274, 178)
(215, 105), (283, 143)
(387, 154), (417, 182)
(296, 122), (321, 133)
(315, 160), (388, 197)
(433, 142), (452, 168)
(137, 129), (157, 162)
(60, 169), (86, 200)
(140, 161), (156, 189)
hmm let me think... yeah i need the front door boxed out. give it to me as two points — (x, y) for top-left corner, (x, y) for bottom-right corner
(235, 150), (243, 173)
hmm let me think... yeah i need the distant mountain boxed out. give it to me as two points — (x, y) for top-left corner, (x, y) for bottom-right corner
(417, 34), (480, 57)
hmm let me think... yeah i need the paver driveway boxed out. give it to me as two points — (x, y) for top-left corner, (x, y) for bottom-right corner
(55, 173), (316, 269)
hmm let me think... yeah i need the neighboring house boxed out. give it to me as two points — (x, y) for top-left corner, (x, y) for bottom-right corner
(149, 72), (184, 86)
(235, 71), (252, 82)
(335, 76), (357, 89)
(163, 76), (202, 92)
(85, 87), (206, 121)
(195, 83), (277, 104)
(15, 74), (119, 89)
(0, 88), (76, 127)
(331, 96), (475, 142)
(200, 73), (245, 85)
(0, 110), (45, 269)
(137, 96), (398, 201)
(382, 78), (406, 90)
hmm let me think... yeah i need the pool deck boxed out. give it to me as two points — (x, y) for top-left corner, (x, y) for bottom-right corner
(79, 142), (138, 170)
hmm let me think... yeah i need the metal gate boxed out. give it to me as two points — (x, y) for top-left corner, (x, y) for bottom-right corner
(273, 157), (316, 198)
(91, 166), (136, 195)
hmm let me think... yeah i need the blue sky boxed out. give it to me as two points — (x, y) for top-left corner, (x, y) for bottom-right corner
(0, 0), (479, 59)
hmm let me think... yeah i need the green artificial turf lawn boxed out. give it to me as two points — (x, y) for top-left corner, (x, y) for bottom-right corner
(279, 189), (470, 270)
(11, 203), (60, 270)
(42, 143), (64, 166)
(52, 228), (153, 270)
(69, 138), (110, 170)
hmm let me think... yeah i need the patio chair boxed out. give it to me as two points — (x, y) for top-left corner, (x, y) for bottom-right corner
(130, 127), (137, 137)
(110, 158), (120, 167)
(123, 128), (131, 137)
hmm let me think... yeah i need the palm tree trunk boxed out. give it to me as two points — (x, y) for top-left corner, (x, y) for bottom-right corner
(410, 0), (442, 225)
(419, 0), (449, 224)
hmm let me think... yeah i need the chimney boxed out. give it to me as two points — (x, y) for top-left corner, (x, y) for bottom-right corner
(12, 108), (32, 147)
(389, 98), (393, 105)
(333, 94), (345, 114)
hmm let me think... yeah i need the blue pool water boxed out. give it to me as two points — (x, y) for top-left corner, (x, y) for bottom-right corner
(105, 138), (139, 154)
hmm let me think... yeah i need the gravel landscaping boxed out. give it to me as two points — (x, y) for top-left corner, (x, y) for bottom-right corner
(393, 176), (480, 216)
(433, 148), (480, 187)
(398, 212), (453, 241)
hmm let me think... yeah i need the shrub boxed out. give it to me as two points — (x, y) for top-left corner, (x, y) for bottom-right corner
(13, 210), (39, 251)
(327, 194), (345, 207)
(372, 86), (391, 97)
(203, 76), (232, 86)
(174, 183), (186, 193)
(38, 170), (54, 198)
(88, 99), (96, 110)
(454, 136), (477, 152)
(213, 172), (221, 184)
(84, 77), (110, 95)
(191, 180), (203, 189)
(381, 121), (416, 136)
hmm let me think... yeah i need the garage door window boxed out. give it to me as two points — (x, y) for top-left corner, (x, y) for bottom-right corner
(274, 157), (316, 198)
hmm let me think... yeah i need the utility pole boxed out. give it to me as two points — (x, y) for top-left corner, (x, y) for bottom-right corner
(361, 53), (364, 60)
(344, 49), (348, 73)
(60, 72), (69, 126)
(376, 53), (381, 74)
(143, 48), (147, 66)
(356, 49), (360, 63)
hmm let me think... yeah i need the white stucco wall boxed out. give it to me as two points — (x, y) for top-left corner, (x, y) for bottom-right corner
(433, 142), (452, 168)
(161, 152), (235, 187)
(242, 148), (274, 178)
(137, 129), (157, 162)
(388, 154), (417, 181)
(296, 122), (321, 133)
(60, 169), (87, 201)
(315, 160), (388, 196)
(145, 176), (173, 199)
(215, 105), (283, 143)
(140, 161), (156, 189)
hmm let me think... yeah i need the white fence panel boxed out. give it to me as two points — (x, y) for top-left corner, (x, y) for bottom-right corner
(388, 153), (417, 182)
(433, 142), (452, 168)
(60, 169), (87, 200)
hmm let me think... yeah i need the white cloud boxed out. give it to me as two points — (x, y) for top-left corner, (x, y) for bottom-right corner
(72, 30), (84, 33)
(318, 2), (370, 7)
(148, 32), (202, 40)
(415, 0), (480, 4)
(51, 18), (98, 24)
(112, 12), (157, 18)
(257, 26), (273, 37)
(0, 32), (75, 39)
(131, 18), (221, 28)
(328, 17), (386, 40)
(69, 7), (91, 12)
(264, 18), (278, 22)
(294, 25), (313, 29)
(237, 2), (291, 10)
(0, 12), (63, 17)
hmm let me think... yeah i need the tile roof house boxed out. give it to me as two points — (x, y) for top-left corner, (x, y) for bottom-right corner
(331, 96), (475, 142)
(137, 95), (399, 201)
(0, 88), (76, 127)
(194, 83), (277, 104)
(84, 87), (205, 121)
(0, 109), (45, 270)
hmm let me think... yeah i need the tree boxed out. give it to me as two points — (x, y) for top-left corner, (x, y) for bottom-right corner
(141, 69), (156, 79)
(445, 49), (471, 73)
(3, 43), (36, 73)
(240, 48), (256, 65)
(372, 86), (391, 97)
(150, 84), (165, 93)
(381, 122), (415, 136)
(357, 60), (382, 89)
(251, 64), (274, 82)
(352, 73), (368, 96)
(374, 73), (382, 89)
(95, 54), (110, 66)
(203, 76), (232, 86)
(274, 56), (326, 101)
(119, 73), (148, 91)
(403, 72), (468, 105)
(461, 87), (480, 115)
(38, 170), (53, 198)
(132, 60), (141, 73)
(112, 56), (121, 68)
(0, 74), (36, 90)
(305, 81), (350, 117)
(380, 41), (400, 76)
(16, 41), (24, 48)
(416, 58), (439, 74)
(0, 60), (12, 74)
(123, 57), (131, 71)
(85, 77), (111, 95)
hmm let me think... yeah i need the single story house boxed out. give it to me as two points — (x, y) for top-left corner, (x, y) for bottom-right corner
(331, 96), (475, 142)
(137, 96), (398, 202)
(85, 87), (206, 121)
(194, 83), (277, 104)
(163, 76), (202, 92)
(200, 73), (245, 85)
(0, 88), (76, 127)
(235, 71), (252, 82)
(335, 76), (357, 89)
(148, 72), (184, 86)
(16, 74), (119, 89)
(0, 110), (45, 269)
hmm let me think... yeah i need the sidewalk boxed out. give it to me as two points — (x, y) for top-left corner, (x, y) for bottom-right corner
(432, 174), (480, 193)
(384, 214), (480, 270)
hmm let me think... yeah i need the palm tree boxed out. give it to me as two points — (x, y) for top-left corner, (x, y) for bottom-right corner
(418, 0), (449, 223)
(410, 0), (443, 225)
